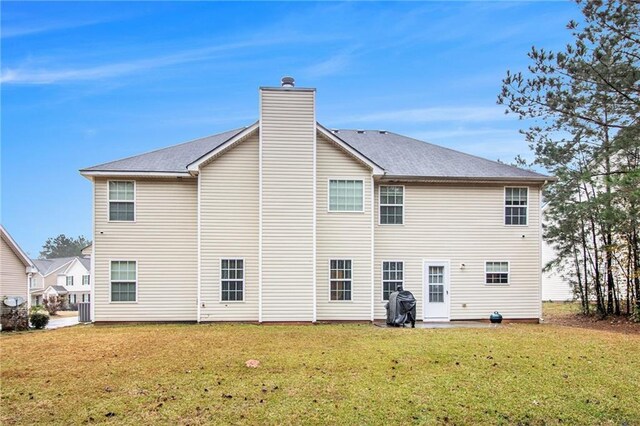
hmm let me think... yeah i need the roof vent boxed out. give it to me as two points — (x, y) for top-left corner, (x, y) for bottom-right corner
(331, 129), (339, 133)
(357, 130), (365, 134)
(379, 130), (387, 134)
(281, 76), (295, 88)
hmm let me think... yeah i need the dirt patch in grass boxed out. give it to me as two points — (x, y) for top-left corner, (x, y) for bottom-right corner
(1, 323), (639, 425)
(543, 302), (640, 334)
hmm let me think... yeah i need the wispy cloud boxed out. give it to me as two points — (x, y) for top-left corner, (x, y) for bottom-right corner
(1, 38), (297, 85)
(302, 51), (353, 79)
(343, 106), (508, 124)
(2, 17), (121, 39)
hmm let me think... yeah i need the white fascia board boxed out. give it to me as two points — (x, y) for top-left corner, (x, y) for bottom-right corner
(187, 122), (259, 174)
(316, 124), (385, 176)
(79, 170), (192, 179)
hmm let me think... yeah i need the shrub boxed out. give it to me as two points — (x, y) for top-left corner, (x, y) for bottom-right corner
(43, 295), (65, 316)
(30, 312), (50, 329)
(1, 298), (29, 331)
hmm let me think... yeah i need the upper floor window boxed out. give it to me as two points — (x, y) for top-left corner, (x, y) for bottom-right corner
(66, 276), (74, 286)
(109, 181), (135, 221)
(380, 186), (404, 225)
(82, 275), (90, 285)
(29, 277), (36, 288)
(221, 259), (244, 301)
(505, 187), (528, 225)
(485, 261), (509, 285)
(382, 261), (403, 301)
(329, 180), (363, 212)
(330, 259), (352, 301)
(111, 260), (137, 302)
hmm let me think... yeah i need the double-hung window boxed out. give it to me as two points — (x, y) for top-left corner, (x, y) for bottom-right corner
(82, 275), (90, 285)
(380, 186), (404, 224)
(109, 181), (135, 221)
(329, 180), (363, 212)
(382, 261), (403, 301)
(330, 259), (352, 301)
(505, 187), (528, 225)
(111, 261), (137, 302)
(66, 276), (74, 286)
(485, 261), (509, 285)
(221, 259), (244, 301)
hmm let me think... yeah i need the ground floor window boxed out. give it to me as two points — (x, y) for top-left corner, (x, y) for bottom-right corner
(382, 261), (403, 300)
(330, 259), (352, 301)
(111, 261), (137, 302)
(485, 261), (509, 284)
(221, 259), (244, 301)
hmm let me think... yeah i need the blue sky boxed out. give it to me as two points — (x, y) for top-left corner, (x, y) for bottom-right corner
(1, 1), (580, 257)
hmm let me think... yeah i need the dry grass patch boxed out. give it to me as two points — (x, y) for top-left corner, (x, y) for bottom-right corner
(1, 323), (639, 425)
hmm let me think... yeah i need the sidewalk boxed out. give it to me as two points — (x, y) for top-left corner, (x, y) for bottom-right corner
(46, 316), (80, 329)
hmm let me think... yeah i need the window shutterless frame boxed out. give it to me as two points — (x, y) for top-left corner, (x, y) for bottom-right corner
(484, 260), (510, 285)
(379, 185), (405, 225)
(327, 178), (365, 213)
(328, 259), (353, 302)
(220, 258), (245, 302)
(381, 260), (404, 302)
(504, 187), (528, 226)
(109, 259), (138, 303)
(107, 180), (136, 222)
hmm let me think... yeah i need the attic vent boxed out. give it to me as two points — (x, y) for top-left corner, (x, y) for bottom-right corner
(379, 130), (387, 134)
(331, 129), (339, 133)
(357, 130), (365, 134)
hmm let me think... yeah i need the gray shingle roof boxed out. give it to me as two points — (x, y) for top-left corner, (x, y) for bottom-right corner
(333, 129), (548, 180)
(49, 285), (68, 294)
(81, 127), (245, 173)
(78, 257), (91, 270)
(33, 257), (76, 276)
(81, 123), (550, 181)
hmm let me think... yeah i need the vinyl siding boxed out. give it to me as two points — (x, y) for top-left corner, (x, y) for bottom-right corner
(374, 183), (542, 320)
(0, 237), (28, 300)
(541, 237), (574, 301)
(200, 134), (259, 321)
(316, 134), (372, 320)
(260, 89), (315, 321)
(93, 178), (197, 321)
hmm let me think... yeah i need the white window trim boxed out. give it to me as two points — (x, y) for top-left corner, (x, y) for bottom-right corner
(381, 260), (404, 302)
(108, 180), (136, 223)
(66, 276), (74, 286)
(379, 185), (405, 226)
(504, 187), (528, 227)
(82, 275), (90, 286)
(220, 258), (245, 303)
(328, 258), (354, 302)
(109, 259), (138, 303)
(327, 178), (365, 213)
(484, 260), (510, 286)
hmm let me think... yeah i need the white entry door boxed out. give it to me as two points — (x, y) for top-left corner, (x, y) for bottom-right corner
(423, 261), (450, 321)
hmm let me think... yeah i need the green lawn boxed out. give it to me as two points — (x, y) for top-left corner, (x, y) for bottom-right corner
(1, 323), (638, 425)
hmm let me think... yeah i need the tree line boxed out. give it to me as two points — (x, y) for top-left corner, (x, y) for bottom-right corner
(498, 0), (639, 318)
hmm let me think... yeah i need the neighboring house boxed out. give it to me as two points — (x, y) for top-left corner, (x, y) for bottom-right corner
(541, 204), (574, 302)
(80, 78), (554, 323)
(31, 256), (91, 307)
(1, 225), (37, 307)
(81, 243), (93, 257)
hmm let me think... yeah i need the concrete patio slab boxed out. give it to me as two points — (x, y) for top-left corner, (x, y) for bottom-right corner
(374, 321), (499, 329)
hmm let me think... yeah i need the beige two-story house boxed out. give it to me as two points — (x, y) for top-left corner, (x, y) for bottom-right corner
(80, 78), (552, 324)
